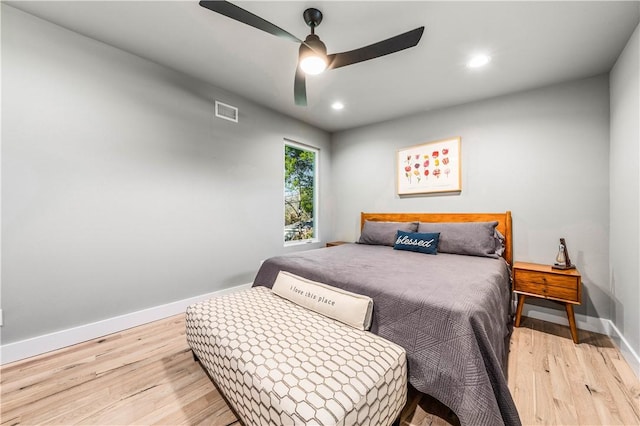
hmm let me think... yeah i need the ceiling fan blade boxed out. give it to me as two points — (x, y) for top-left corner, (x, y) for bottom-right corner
(327, 27), (425, 70)
(294, 67), (307, 106)
(199, 1), (303, 44)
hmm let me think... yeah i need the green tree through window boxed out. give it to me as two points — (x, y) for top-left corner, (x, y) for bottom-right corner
(284, 142), (317, 242)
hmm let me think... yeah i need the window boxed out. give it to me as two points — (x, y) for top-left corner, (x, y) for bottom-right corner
(284, 140), (318, 244)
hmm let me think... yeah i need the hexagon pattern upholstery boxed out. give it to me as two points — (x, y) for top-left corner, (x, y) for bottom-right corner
(185, 286), (407, 426)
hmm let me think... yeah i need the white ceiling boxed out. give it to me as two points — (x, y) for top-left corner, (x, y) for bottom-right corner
(6, 1), (640, 132)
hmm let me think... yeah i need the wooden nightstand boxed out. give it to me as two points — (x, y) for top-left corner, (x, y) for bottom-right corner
(326, 241), (349, 247)
(512, 261), (582, 343)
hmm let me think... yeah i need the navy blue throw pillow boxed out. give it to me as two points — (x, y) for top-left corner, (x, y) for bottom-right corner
(393, 231), (440, 255)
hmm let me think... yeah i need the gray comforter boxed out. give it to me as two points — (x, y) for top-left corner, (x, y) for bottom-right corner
(252, 243), (521, 426)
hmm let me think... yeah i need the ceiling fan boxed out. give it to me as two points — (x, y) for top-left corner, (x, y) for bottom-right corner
(199, 1), (425, 106)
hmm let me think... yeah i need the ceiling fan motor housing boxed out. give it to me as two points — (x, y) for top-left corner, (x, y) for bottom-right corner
(303, 8), (323, 29)
(300, 34), (327, 57)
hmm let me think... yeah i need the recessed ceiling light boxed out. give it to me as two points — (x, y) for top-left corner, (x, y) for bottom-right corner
(331, 101), (344, 110)
(467, 54), (491, 68)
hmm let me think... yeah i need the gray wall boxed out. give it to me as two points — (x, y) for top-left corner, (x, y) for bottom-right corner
(610, 22), (639, 357)
(331, 76), (611, 322)
(1, 6), (331, 344)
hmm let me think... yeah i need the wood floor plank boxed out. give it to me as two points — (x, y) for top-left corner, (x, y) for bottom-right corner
(586, 342), (639, 425)
(1, 340), (189, 420)
(150, 386), (237, 426)
(509, 320), (535, 423)
(557, 333), (600, 425)
(2, 317), (181, 387)
(51, 351), (198, 425)
(547, 353), (578, 425)
(1, 314), (638, 426)
(1, 318), (185, 405)
(544, 324), (579, 425)
(533, 321), (556, 424)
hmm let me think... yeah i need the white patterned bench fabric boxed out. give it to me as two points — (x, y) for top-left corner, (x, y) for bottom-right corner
(185, 286), (408, 426)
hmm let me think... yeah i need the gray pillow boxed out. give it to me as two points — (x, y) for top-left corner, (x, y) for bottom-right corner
(358, 221), (418, 246)
(494, 229), (505, 257)
(417, 221), (500, 258)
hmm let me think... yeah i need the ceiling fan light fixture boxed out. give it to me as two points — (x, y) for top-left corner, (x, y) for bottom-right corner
(299, 34), (328, 75)
(467, 54), (491, 68)
(300, 55), (327, 75)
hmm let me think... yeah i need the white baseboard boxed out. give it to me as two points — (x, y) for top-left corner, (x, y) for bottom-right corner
(0, 283), (252, 365)
(522, 305), (640, 378)
(602, 319), (640, 378)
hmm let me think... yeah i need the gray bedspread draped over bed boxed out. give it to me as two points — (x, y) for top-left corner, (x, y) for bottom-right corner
(252, 243), (521, 426)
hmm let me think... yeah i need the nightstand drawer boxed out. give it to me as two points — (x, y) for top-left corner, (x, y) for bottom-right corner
(514, 280), (578, 302)
(513, 268), (580, 303)
(514, 269), (578, 289)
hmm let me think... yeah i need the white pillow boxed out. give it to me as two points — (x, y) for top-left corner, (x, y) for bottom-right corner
(272, 271), (374, 330)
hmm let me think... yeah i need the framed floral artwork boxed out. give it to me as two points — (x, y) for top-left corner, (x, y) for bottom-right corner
(397, 137), (461, 195)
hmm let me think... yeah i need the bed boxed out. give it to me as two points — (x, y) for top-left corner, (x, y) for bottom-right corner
(253, 212), (520, 426)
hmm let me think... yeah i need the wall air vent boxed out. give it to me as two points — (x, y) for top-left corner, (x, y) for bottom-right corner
(215, 101), (238, 123)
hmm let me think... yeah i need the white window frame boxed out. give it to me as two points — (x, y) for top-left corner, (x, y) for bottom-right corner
(284, 139), (319, 246)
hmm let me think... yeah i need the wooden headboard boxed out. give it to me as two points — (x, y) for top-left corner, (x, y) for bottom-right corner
(361, 211), (513, 265)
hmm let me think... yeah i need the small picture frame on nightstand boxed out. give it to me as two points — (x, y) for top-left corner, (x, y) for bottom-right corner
(552, 237), (576, 270)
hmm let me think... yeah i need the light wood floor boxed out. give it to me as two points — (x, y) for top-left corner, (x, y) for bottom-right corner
(1, 315), (639, 425)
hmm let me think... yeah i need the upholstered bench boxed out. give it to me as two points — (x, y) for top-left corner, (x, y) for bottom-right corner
(185, 285), (408, 426)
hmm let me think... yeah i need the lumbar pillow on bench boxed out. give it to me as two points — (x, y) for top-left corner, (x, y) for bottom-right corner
(272, 270), (374, 331)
